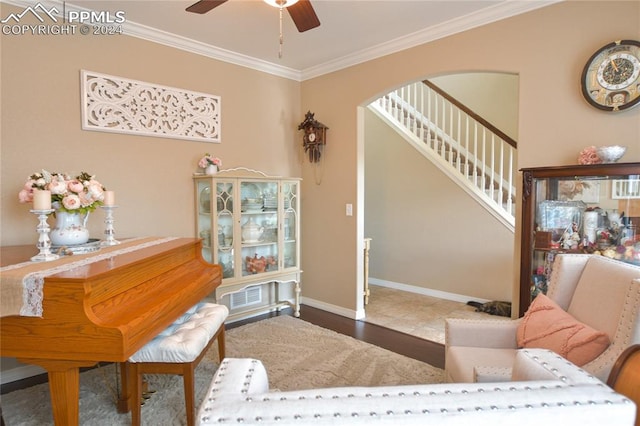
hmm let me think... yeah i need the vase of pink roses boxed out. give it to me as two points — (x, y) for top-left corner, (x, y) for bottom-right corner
(50, 210), (91, 246)
(198, 153), (222, 175)
(19, 170), (106, 246)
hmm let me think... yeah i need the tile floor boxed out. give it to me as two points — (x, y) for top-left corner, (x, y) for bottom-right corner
(363, 285), (491, 344)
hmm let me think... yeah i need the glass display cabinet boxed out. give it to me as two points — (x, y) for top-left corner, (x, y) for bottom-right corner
(194, 168), (301, 318)
(519, 162), (640, 315)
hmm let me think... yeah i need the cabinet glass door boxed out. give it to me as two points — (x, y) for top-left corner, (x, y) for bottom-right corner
(196, 179), (213, 263)
(520, 164), (640, 314)
(240, 180), (279, 277)
(282, 181), (299, 269)
(216, 181), (235, 279)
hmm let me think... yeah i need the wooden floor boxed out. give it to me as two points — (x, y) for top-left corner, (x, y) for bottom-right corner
(232, 304), (445, 368)
(1, 304), (445, 396)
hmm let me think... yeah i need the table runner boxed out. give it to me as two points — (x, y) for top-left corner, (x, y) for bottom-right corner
(0, 236), (178, 317)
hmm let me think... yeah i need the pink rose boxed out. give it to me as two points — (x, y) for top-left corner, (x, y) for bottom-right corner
(578, 146), (602, 165)
(86, 181), (104, 198)
(49, 178), (67, 195)
(18, 189), (33, 203)
(62, 194), (81, 210)
(23, 180), (35, 191)
(67, 179), (84, 194)
(198, 154), (222, 168)
(78, 191), (94, 207)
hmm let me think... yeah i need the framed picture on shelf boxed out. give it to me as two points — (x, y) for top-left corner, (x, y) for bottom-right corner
(557, 180), (600, 203)
(537, 200), (586, 246)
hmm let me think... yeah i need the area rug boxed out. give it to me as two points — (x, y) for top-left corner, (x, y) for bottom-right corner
(1, 315), (444, 425)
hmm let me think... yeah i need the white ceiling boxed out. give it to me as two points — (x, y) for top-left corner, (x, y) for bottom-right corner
(3, 0), (558, 80)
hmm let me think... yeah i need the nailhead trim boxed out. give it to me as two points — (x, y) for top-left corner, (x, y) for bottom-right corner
(201, 347), (638, 424)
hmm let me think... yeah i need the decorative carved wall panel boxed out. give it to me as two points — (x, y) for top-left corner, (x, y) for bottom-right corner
(81, 70), (221, 143)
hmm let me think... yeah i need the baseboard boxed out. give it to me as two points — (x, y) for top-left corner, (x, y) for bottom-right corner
(301, 282), (488, 322)
(1, 364), (46, 385)
(300, 297), (363, 320)
(368, 278), (490, 304)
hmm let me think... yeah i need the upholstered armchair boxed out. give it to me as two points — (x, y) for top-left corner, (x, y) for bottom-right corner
(445, 254), (640, 383)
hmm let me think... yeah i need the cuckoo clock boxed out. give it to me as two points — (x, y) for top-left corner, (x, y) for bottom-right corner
(298, 111), (328, 163)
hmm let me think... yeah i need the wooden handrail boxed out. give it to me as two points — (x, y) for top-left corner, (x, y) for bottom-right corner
(423, 80), (518, 149)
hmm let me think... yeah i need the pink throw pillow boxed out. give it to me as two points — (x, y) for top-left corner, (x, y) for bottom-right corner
(517, 293), (610, 366)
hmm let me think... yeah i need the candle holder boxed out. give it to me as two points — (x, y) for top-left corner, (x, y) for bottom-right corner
(30, 209), (59, 262)
(100, 205), (121, 246)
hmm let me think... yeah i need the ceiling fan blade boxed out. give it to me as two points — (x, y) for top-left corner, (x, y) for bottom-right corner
(186, 0), (228, 14)
(287, 0), (320, 32)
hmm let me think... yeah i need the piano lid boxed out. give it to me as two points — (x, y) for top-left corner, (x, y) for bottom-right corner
(0, 237), (222, 362)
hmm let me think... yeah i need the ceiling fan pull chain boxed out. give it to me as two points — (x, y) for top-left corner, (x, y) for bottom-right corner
(278, 6), (284, 58)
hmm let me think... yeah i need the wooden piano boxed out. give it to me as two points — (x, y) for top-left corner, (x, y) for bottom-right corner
(0, 238), (222, 425)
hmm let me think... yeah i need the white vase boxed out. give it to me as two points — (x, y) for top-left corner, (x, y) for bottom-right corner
(584, 211), (599, 244)
(205, 164), (218, 175)
(50, 210), (90, 246)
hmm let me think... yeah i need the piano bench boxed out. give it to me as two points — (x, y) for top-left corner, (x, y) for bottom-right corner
(126, 302), (229, 426)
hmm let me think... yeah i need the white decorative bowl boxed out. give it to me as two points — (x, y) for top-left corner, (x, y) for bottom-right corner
(596, 145), (626, 163)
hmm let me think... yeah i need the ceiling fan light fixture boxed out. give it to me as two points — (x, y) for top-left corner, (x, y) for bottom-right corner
(263, 0), (299, 8)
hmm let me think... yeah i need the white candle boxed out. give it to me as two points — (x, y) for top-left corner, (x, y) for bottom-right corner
(103, 190), (115, 206)
(33, 190), (51, 210)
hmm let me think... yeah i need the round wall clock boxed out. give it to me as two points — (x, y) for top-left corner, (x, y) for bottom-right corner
(581, 39), (640, 112)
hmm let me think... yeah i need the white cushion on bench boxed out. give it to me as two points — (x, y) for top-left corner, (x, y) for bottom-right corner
(129, 302), (229, 363)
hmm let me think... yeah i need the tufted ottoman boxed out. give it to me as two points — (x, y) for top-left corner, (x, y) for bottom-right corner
(127, 302), (229, 426)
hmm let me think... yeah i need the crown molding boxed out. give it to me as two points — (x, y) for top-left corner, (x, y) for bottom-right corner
(124, 21), (302, 81)
(1, 0), (560, 82)
(300, 0), (561, 80)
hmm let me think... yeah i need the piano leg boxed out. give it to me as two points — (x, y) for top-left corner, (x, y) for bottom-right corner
(118, 361), (132, 413)
(20, 359), (96, 426)
(118, 361), (150, 414)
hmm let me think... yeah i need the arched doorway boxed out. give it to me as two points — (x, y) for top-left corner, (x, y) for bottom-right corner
(359, 72), (518, 341)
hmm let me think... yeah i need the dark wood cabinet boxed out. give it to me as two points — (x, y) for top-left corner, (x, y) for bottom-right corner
(519, 163), (640, 315)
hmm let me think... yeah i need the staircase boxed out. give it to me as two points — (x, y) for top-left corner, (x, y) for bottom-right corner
(368, 80), (517, 231)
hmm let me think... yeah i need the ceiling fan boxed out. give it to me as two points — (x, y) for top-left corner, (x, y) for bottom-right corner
(186, 0), (321, 33)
